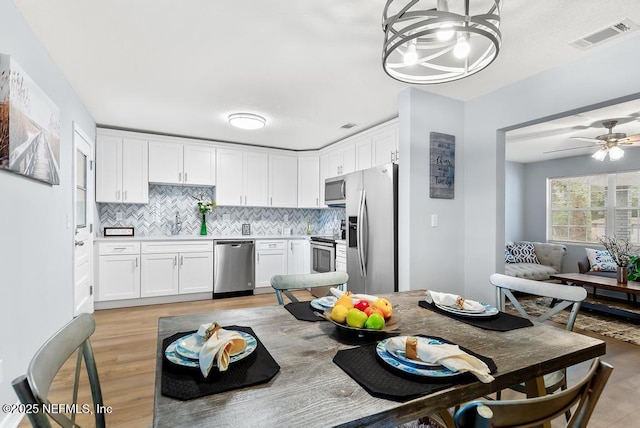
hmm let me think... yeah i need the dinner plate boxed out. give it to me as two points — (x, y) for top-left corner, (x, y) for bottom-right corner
(376, 337), (459, 378)
(310, 296), (337, 311)
(435, 303), (499, 317)
(166, 330), (258, 367)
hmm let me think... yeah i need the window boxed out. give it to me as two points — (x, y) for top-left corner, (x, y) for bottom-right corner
(548, 171), (640, 244)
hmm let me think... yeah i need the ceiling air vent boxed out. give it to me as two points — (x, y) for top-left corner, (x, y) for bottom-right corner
(570, 18), (639, 50)
(340, 123), (358, 129)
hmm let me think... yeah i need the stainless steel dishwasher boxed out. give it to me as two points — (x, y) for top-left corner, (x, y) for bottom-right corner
(213, 240), (255, 297)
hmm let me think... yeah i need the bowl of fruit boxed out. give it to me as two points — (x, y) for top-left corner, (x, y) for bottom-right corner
(317, 291), (399, 337)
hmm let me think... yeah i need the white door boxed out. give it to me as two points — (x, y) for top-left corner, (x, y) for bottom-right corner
(73, 125), (94, 315)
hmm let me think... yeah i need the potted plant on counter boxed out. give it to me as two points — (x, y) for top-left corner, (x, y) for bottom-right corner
(195, 194), (216, 235)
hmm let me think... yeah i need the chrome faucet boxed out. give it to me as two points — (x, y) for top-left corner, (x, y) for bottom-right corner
(172, 212), (182, 235)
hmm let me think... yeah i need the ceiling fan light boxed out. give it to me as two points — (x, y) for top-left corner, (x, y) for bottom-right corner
(453, 35), (471, 59)
(609, 145), (625, 161)
(228, 113), (266, 130)
(591, 148), (608, 161)
(403, 43), (418, 65)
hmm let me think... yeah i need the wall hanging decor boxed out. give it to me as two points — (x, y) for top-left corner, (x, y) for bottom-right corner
(429, 132), (455, 199)
(0, 53), (61, 185)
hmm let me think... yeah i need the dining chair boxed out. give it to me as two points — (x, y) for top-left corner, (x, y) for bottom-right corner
(12, 313), (106, 428)
(453, 358), (613, 428)
(489, 273), (587, 410)
(270, 271), (349, 305)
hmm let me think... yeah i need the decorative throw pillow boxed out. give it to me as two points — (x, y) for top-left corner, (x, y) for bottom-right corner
(504, 248), (516, 263)
(585, 248), (617, 272)
(508, 243), (540, 264)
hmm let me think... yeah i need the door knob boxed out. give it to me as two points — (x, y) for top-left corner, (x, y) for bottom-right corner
(75, 240), (85, 246)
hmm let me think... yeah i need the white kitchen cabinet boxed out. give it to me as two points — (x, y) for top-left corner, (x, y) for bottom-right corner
(327, 144), (355, 177)
(140, 253), (179, 297)
(336, 242), (347, 273)
(96, 135), (148, 203)
(287, 239), (310, 275)
(148, 141), (215, 186)
(319, 153), (329, 208)
(269, 154), (298, 207)
(216, 148), (268, 206)
(97, 242), (141, 301)
(297, 156), (320, 208)
(372, 124), (399, 166)
(255, 240), (288, 289)
(355, 136), (372, 171)
(141, 241), (214, 297)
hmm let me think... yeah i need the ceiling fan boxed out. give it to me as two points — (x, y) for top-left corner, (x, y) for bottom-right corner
(544, 120), (640, 161)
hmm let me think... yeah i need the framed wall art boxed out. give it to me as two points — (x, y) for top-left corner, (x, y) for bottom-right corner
(0, 53), (61, 185)
(429, 132), (455, 199)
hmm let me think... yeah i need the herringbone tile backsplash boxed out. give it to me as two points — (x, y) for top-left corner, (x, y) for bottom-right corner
(98, 185), (344, 237)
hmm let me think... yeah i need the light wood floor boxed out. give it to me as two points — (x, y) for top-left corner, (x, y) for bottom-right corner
(22, 292), (640, 427)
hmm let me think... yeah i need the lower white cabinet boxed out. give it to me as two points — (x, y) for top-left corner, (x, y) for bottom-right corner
(288, 239), (310, 275)
(96, 240), (213, 302)
(336, 242), (347, 272)
(255, 240), (288, 289)
(141, 241), (214, 297)
(97, 242), (141, 301)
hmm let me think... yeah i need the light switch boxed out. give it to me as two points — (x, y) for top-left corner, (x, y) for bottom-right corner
(431, 214), (438, 228)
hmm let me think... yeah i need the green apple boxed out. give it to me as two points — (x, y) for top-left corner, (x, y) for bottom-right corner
(364, 313), (385, 330)
(346, 308), (368, 328)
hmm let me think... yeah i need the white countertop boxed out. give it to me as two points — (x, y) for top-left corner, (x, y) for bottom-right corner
(94, 234), (312, 242)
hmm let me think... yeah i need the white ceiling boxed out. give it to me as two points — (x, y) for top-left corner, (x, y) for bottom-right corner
(10, 0), (640, 154)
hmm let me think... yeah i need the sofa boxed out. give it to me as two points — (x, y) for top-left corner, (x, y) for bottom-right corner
(504, 241), (567, 281)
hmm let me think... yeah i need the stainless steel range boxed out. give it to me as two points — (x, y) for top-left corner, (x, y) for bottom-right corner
(310, 236), (336, 274)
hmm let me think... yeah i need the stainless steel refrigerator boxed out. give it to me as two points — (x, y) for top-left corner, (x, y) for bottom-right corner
(345, 163), (398, 295)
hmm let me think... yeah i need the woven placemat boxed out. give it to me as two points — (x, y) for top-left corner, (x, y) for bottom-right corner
(284, 301), (325, 322)
(161, 325), (280, 400)
(418, 301), (533, 331)
(333, 336), (496, 402)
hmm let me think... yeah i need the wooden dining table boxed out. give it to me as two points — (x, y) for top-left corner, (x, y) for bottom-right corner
(153, 290), (606, 427)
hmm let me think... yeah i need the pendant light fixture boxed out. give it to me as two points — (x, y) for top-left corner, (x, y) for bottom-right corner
(382, 0), (502, 84)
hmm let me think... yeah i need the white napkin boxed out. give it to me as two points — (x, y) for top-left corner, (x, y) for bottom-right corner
(425, 290), (485, 312)
(330, 287), (379, 303)
(386, 337), (494, 383)
(197, 323), (246, 377)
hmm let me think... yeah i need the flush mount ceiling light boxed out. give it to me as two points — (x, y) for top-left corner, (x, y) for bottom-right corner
(382, 0), (502, 84)
(228, 113), (266, 130)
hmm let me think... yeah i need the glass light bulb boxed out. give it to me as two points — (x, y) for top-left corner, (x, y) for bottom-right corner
(591, 148), (607, 161)
(453, 36), (470, 59)
(609, 146), (624, 161)
(437, 23), (455, 41)
(403, 43), (418, 65)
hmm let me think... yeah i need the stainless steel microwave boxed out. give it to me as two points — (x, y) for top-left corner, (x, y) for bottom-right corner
(324, 176), (346, 206)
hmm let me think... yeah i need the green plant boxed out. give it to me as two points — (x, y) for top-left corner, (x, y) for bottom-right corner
(629, 256), (639, 282)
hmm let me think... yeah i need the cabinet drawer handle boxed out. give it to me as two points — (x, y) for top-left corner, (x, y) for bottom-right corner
(244, 195), (247, 205)
(257, 253), (260, 263)
(116, 190), (120, 201)
(316, 197), (318, 206)
(240, 195), (243, 204)
(135, 257), (138, 268)
(123, 190), (127, 201)
(184, 172), (188, 182)
(270, 197), (273, 206)
(178, 172), (182, 182)
(180, 255), (184, 266)
(173, 256), (177, 266)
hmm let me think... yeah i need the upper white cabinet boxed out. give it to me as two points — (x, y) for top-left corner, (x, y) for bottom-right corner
(372, 124), (399, 166)
(148, 141), (215, 186)
(327, 145), (355, 177)
(96, 135), (148, 204)
(269, 154), (298, 208)
(216, 148), (268, 206)
(297, 155), (320, 208)
(355, 136), (373, 171)
(319, 153), (329, 208)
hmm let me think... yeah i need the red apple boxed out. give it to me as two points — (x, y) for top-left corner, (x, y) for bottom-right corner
(353, 299), (370, 311)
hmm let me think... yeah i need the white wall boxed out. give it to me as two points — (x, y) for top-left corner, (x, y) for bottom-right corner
(505, 161), (525, 242)
(0, 0), (95, 418)
(398, 88), (465, 294)
(463, 34), (640, 304)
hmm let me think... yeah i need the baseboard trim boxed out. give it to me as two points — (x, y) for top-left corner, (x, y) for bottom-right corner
(0, 402), (24, 428)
